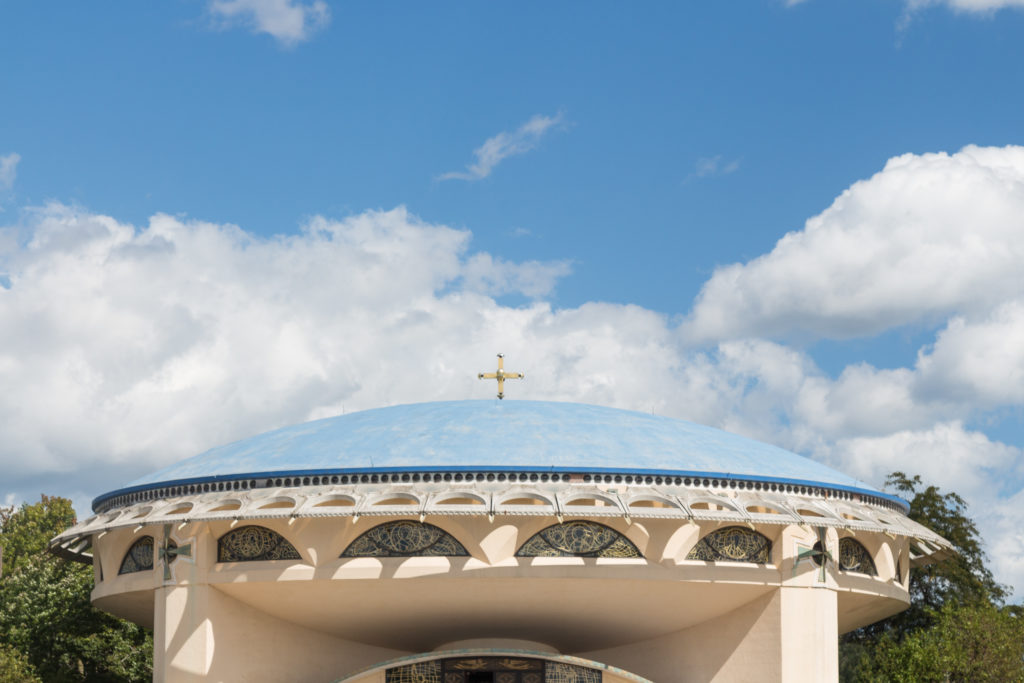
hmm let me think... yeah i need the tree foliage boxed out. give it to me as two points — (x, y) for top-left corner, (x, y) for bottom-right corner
(0, 643), (41, 683)
(0, 497), (152, 682)
(840, 472), (1023, 682)
(0, 495), (76, 577)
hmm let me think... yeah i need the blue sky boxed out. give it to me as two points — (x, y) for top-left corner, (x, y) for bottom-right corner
(2, 1), (1024, 596)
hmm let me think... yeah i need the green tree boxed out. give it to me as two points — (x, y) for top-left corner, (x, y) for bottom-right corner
(840, 473), (1022, 682)
(0, 497), (152, 682)
(0, 495), (76, 576)
(0, 643), (41, 683)
(862, 602), (1024, 683)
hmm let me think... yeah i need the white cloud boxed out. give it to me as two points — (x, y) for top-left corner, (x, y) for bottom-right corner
(685, 145), (1024, 342)
(906, 0), (1024, 12)
(787, 0), (1024, 13)
(0, 153), (20, 192)
(208, 0), (329, 45)
(462, 253), (572, 299)
(828, 422), (1021, 501)
(689, 155), (741, 180)
(438, 113), (564, 182)
(915, 301), (1024, 407)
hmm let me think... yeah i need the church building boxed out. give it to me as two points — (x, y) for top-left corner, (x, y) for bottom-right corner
(51, 391), (950, 682)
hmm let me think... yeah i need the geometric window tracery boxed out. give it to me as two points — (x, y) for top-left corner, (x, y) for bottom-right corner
(686, 526), (772, 563)
(545, 662), (601, 683)
(217, 525), (301, 562)
(341, 521), (468, 558)
(386, 661), (440, 683)
(515, 520), (641, 558)
(838, 537), (877, 576)
(119, 536), (155, 574)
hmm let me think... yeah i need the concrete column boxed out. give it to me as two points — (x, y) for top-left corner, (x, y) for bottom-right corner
(779, 586), (838, 683)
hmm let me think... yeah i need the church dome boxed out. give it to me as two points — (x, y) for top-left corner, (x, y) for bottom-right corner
(53, 398), (953, 683)
(94, 400), (904, 512)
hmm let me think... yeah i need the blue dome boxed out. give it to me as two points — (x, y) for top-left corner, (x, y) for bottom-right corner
(96, 401), (898, 510)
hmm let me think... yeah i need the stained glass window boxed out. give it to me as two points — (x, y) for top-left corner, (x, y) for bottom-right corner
(119, 536), (155, 574)
(516, 520), (641, 558)
(838, 537), (877, 576)
(686, 526), (771, 563)
(341, 521), (469, 557)
(217, 525), (301, 562)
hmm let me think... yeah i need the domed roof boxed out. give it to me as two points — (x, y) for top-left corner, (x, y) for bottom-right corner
(97, 400), (897, 509)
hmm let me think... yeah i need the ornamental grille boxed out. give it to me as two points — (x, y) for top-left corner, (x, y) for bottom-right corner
(686, 526), (771, 563)
(387, 661), (441, 683)
(385, 657), (599, 683)
(341, 521), (469, 557)
(515, 520), (641, 558)
(217, 525), (301, 562)
(119, 536), (155, 574)
(545, 663), (601, 683)
(838, 538), (877, 576)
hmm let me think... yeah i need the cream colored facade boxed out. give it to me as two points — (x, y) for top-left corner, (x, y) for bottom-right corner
(54, 477), (951, 683)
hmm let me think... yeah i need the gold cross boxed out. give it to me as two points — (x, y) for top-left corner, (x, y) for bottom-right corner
(478, 353), (524, 400)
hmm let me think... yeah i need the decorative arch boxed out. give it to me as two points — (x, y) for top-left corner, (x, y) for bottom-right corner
(341, 521), (469, 557)
(838, 537), (877, 576)
(515, 520), (641, 558)
(686, 526), (771, 563)
(119, 535), (155, 574)
(217, 525), (301, 562)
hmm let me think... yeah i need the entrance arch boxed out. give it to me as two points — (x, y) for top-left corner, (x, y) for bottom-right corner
(335, 650), (653, 683)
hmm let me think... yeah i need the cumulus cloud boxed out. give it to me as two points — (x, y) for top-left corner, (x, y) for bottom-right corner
(685, 145), (1024, 342)
(438, 113), (564, 182)
(828, 422), (1022, 501)
(0, 153), (19, 192)
(207, 0), (329, 45)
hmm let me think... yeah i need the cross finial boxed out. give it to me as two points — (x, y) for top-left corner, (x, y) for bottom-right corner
(478, 353), (524, 400)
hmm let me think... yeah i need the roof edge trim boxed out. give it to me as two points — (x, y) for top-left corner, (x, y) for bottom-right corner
(92, 465), (910, 513)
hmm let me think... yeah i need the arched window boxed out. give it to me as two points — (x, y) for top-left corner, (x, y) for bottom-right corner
(341, 521), (468, 557)
(686, 526), (771, 563)
(119, 536), (155, 574)
(217, 525), (301, 562)
(515, 520), (641, 558)
(838, 537), (877, 576)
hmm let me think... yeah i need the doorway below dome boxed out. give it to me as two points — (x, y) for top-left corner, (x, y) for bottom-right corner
(383, 655), (600, 683)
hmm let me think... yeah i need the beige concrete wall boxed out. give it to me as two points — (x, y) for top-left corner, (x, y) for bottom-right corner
(155, 584), (405, 683)
(579, 586), (838, 683)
